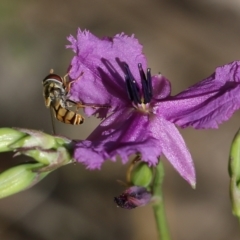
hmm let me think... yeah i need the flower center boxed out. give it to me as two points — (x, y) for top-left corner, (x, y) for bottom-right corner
(124, 63), (153, 113)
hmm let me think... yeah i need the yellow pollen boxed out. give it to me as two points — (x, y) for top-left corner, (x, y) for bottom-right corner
(133, 102), (151, 114)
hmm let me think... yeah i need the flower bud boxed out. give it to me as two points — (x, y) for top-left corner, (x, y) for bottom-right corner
(0, 163), (49, 199)
(130, 162), (153, 189)
(114, 186), (152, 209)
(0, 128), (74, 198)
(229, 129), (240, 217)
(9, 128), (62, 150)
(15, 147), (72, 172)
(0, 128), (26, 152)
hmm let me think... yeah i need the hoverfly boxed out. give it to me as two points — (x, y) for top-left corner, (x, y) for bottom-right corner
(42, 70), (84, 132)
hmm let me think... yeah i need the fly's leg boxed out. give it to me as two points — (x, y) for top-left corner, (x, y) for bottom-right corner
(65, 72), (84, 93)
(65, 99), (109, 112)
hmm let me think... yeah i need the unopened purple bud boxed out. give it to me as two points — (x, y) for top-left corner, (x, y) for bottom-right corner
(114, 186), (152, 210)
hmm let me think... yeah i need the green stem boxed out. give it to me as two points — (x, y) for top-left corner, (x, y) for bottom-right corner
(152, 161), (171, 240)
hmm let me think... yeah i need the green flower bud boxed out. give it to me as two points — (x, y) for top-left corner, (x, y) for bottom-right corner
(229, 129), (240, 217)
(0, 128), (26, 152)
(9, 128), (61, 150)
(54, 135), (72, 146)
(0, 163), (49, 199)
(0, 127), (74, 198)
(130, 162), (154, 189)
(15, 147), (72, 172)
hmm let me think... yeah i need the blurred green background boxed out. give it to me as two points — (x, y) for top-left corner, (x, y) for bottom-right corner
(0, 0), (240, 239)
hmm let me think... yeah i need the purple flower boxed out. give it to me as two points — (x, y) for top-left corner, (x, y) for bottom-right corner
(67, 29), (240, 187)
(114, 186), (152, 209)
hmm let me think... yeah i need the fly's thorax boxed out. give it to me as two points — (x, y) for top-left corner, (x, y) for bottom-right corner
(51, 85), (66, 99)
(43, 78), (66, 107)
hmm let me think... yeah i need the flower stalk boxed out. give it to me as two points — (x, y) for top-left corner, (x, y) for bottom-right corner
(152, 161), (171, 240)
(229, 129), (240, 220)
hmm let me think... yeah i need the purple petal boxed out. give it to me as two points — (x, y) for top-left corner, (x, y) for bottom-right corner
(152, 74), (171, 100)
(74, 137), (161, 169)
(66, 29), (147, 117)
(149, 116), (196, 187)
(74, 108), (196, 186)
(154, 61), (240, 129)
(88, 109), (151, 143)
(73, 140), (108, 169)
(73, 110), (162, 168)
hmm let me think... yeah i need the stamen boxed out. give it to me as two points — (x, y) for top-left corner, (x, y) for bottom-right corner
(125, 76), (134, 102)
(138, 64), (153, 103)
(124, 63), (153, 105)
(147, 68), (153, 99)
(138, 63), (150, 103)
(124, 64), (141, 104)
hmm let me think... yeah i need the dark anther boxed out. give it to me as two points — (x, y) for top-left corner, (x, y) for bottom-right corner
(124, 64), (141, 104)
(147, 68), (153, 99)
(138, 64), (153, 103)
(124, 63), (153, 105)
(138, 63), (149, 103)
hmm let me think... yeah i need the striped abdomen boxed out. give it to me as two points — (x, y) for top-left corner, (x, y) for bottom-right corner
(51, 101), (84, 125)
